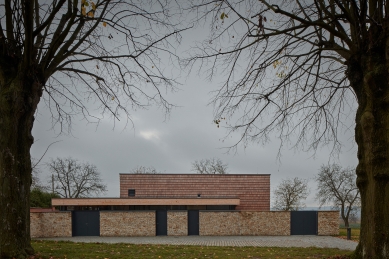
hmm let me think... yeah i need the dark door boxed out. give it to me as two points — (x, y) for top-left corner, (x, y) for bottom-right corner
(290, 211), (318, 235)
(188, 210), (199, 235)
(156, 210), (167, 236)
(72, 210), (100, 236)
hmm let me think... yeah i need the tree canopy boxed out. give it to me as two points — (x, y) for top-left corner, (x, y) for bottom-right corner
(30, 188), (60, 208)
(129, 165), (162, 174)
(0, 1), (184, 258)
(273, 177), (309, 211)
(48, 157), (107, 198)
(186, 0), (356, 152)
(187, 0), (389, 257)
(316, 164), (360, 228)
(191, 158), (228, 174)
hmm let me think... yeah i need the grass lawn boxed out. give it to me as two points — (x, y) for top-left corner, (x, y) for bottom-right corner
(338, 228), (360, 242)
(31, 240), (352, 259)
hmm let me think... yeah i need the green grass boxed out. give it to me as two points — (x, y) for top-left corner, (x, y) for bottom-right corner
(31, 240), (352, 259)
(338, 228), (360, 242)
(339, 223), (360, 229)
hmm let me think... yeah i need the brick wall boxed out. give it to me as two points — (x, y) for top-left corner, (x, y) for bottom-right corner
(30, 212), (72, 238)
(318, 211), (339, 235)
(167, 211), (187, 236)
(199, 211), (290, 236)
(100, 211), (155, 236)
(120, 174), (270, 211)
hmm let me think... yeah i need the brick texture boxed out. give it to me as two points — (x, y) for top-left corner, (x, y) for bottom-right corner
(30, 212), (71, 238)
(199, 211), (290, 236)
(318, 211), (339, 235)
(120, 174), (270, 211)
(100, 211), (155, 236)
(167, 211), (188, 236)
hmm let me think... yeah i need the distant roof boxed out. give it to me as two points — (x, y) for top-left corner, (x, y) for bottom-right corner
(119, 173), (271, 176)
(30, 208), (56, 212)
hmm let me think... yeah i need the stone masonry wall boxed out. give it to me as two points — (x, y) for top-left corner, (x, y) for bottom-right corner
(30, 212), (72, 238)
(200, 211), (240, 235)
(30, 210), (338, 237)
(199, 211), (290, 236)
(167, 211), (187, 236)
(100, 211), (155, 236)
(318, 211), (339, 235)
(240, 211), (290, 235)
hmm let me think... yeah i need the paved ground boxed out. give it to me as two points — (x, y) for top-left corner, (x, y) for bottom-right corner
(36, 236), (357, 251)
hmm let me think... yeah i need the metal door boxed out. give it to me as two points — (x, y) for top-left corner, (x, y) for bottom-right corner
(156, 210), (167, 236)
(188, 210), (199, 235)
(72, 210), (100, 236)
(290, 211), (318, 235)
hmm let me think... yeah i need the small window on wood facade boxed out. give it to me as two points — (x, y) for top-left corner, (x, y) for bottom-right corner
(128, 189), (135, 197)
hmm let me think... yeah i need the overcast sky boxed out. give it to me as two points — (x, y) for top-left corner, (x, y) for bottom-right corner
(30, 8), (358, 208)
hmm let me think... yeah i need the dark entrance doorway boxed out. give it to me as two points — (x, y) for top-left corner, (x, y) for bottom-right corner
(188, 210), (199, 235)
(156, 210), (167, 236)
(290, 211), (318, 235)
(72, 210), (100, 236)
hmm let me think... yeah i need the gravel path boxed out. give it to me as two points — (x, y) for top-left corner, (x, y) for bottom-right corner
(36, 236), (357, 251)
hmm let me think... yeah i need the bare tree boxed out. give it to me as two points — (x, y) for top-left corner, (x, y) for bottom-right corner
(191, 158), (228, 174)
(129, 165), (161, 174)
(316, 164), (360, 228)
(187, 0), (388, 256)
(273, 177), (309, 211)
(31, 159), (46, 191)
(0, 1), (184, 257)
(31, 141), (62, 191)
(47, 157), (106, 198)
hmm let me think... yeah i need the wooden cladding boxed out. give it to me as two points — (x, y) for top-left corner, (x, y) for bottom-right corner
(120, 174), (270, 211)
(51, 198), (240, 206)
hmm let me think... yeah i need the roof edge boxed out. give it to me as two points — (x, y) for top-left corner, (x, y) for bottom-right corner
(119, 173), (271, 176)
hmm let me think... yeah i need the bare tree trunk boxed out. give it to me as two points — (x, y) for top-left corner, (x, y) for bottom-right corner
(340, 204), (349, 228)
(350, 26), (389, 258)
(343, 217), (349, 229)
(0, 73), (42, 258)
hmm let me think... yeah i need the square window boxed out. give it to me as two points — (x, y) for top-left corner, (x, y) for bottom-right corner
(128, 189), (135, 197)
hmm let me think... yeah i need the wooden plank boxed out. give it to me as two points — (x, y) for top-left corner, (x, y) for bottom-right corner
(51, 198), (240, 206)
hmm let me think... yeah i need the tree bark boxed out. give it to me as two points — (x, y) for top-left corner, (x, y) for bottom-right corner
(0, 65), (42, 258)
(349, 24), (389, 259)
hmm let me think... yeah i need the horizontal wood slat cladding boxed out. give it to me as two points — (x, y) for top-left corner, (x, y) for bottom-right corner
(52, 198), (240, 206)
(120, 174), (270, 211)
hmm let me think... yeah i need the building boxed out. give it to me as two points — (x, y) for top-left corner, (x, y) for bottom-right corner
(35, 173), (338, 237)
(52, 174), (270, 211)
(120, 174), (270, 211)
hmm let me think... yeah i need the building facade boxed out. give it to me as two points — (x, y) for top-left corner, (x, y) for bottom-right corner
(38, 174), (339, 237)
(119, 174), (270, 211)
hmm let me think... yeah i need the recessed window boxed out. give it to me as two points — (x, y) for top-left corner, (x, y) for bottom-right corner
(128, 189), (135, 197)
